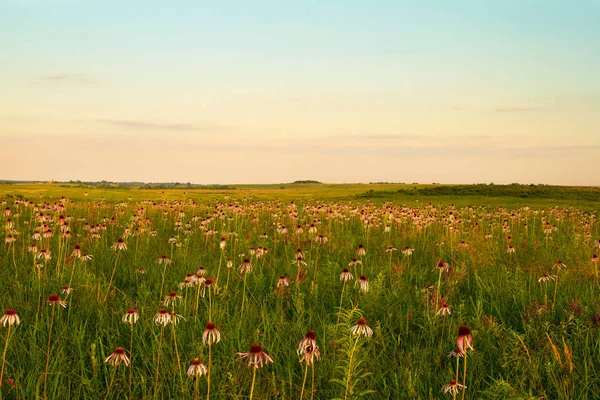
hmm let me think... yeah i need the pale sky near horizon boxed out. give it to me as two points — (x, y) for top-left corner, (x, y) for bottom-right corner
(1, 0), (599, 185)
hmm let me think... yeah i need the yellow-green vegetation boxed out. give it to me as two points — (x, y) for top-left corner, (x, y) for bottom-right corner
(0, 184), (598, 399)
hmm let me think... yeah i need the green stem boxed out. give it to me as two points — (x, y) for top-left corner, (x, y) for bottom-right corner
(300, 360), (309, 400)
(0, 325), (12, 387)
(249, 366), (257, 400)
(344, 337), (360, 400)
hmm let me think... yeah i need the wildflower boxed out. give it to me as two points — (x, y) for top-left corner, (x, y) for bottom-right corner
(187, 358), (208, 378)
(349, 317), (373, 337)
(237, 344), (274, 368)
(291, 255), (307, 267)
(339, 268), (354, 282)
(202, 321), (221, 345)
(297, 330), (317, 355)
(433, 261), (449, 272)
(348, 258), (362, 267)
(356, 244), (366, 256)
(164, 291), (182, 306)
(553, 260), (567, 270)
(436, 303), (452, 316)
(538, 274), (557, 283)
(4, 235), (15, 244)
(47, 294), (67, 308)
(28, 243), (38, 253)
(447, 348), (464, 358)
(219, 237), (227, 249)
(155, 255), (172, 265)
(442, 379), (466, 395)
(402, 246), (414, 256)
(314, 234), (328, 244)
(355, 275), (369, 293)
(170, 312), (186, 325)
(80, 253), (93, 261)
(179, 276), (194, 288)
(385, 246), (397, 253)
(0, 308), (20, 327)
(592, 254), (598, 263)
(299, 345), (321, 365)
(195, 266), (207, 277)
(457, 325), (473, 352)
(276, 275), (290, 289)
(122, 309), (139, 324)
(104, 347), (131, 366)
(506, 245), (516, 254)
(111, 238), (127, 251)
(154, 308), (172, 326)
(227, 258), (233, 268)
(239, 258), (253, 274)
(135, 268), (146, 275)
(60, 286), (73, 295)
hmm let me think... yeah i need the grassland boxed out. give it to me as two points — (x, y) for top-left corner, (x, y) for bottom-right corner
(0, 183), (598, 399)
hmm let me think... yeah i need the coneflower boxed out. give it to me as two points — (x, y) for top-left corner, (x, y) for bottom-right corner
(456, 325), (473, 400)
(0, 309), (19, 387)
(298, 330), (320, 400)
(355, 275), (369, 293)
(44, 295), (66, 400)
(236, 344), (274, 400)
(187, 358), (207, 400)
(104, 347), (130, 400)
(203, 321), (220, 400)
(345, 317), (372, 400)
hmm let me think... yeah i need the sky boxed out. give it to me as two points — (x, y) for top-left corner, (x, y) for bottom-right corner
(1, 0), (599, 185)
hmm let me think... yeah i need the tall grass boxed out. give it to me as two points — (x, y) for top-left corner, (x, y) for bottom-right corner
(0, 194), (598, 398)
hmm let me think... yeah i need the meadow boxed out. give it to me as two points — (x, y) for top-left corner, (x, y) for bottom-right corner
(0, 182), (599, 399)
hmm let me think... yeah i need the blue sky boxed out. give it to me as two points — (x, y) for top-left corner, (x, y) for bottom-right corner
(1, 0), (599, 184)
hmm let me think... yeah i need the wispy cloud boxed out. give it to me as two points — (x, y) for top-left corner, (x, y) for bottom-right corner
(98, 119), (226, 132)
(495, 106), (544, 113)
(38, 73), (99, 84)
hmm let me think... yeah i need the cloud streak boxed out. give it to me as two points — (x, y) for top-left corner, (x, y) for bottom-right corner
(495, 106), (544, 113)
(38, 73), (99, 84)
(98, 119), (226, 132)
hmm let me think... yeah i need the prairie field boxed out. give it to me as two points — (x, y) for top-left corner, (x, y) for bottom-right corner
(0, 183), (599, 399)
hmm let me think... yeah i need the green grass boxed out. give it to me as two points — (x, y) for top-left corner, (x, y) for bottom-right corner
(0, 184), (598, 399)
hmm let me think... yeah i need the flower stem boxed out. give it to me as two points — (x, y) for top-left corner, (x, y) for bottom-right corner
(344, 336), (360, 400)
(461, 350), (467, 400)
(153, 326), (164, 400)
(44, 306), (56, 400)
(0, 325), (12, 387)
(206, 343), (212, 400)
(104, 252), (120, 302)
(300, 360), (309, 400)
(249, 366), (257, 400)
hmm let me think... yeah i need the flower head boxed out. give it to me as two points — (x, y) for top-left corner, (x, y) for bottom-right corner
(236, 344), (274, 368)
(349, 317), (373, 337)
(111, 238), (127, 251)
(187, 358), (208, 378)
(457, 325), (473, 352)
(104, 347), (130, 366)
(47, 294), (67, 308)
(355, 275), (369, 293)
(340, 268), (354, 282)
(122, 309), (139, 324)
(442, 379), (466, 395)
(297, 330), (317, 355)
(202, 321), (221, 345)
(154, 308), (172, 326)
(0, 308), (20, 327)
